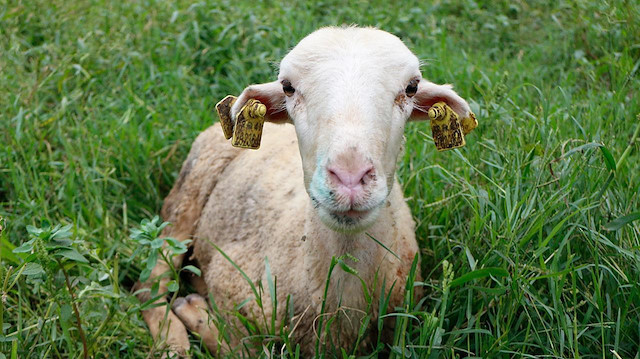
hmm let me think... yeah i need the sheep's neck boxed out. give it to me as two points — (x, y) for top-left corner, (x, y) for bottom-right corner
(302, 198), (397, 313)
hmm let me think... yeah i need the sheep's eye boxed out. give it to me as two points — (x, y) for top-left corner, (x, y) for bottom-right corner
(405, 79), (419, 97)
(282, 80), (295, 97)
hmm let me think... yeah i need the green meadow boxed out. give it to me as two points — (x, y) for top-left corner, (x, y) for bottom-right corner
(1, 0), (639, 357)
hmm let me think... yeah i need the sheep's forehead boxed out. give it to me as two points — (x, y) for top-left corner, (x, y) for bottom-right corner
(279, 27), (420, 87)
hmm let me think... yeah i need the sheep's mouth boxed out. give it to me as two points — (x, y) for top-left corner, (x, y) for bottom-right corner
(310, 193), (383, 232)
(331, 208), (370, 219)
(316, 204), (381, 233)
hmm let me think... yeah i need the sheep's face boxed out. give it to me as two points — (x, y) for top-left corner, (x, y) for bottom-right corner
(231, 27), (471, 233)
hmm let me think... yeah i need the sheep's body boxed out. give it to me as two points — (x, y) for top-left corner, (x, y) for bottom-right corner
(161, 122), (417, 354)
(138, 26), (474, 356)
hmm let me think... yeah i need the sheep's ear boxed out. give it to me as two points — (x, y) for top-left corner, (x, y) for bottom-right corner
(231, 81), (289, 123)
(409, 79), (471, 121)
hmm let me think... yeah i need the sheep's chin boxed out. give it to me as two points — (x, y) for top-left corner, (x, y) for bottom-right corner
(316, 206), (381, 234)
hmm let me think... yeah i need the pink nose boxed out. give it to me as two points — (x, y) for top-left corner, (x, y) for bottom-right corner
(327, 165), (374, 190)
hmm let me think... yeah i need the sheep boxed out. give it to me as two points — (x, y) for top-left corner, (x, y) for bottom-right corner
(136, 26), (474, 356)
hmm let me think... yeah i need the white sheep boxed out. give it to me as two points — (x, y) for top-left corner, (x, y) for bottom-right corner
(137, 26), (473, 356)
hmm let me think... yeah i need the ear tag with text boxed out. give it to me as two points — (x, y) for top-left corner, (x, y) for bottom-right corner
(231, 99), (267, 149)
(428, 102), (466, 151)
(215, 95), (237, 140)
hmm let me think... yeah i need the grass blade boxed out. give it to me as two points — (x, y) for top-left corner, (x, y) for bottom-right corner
(449, 267), (509, 288)
(604, 213), (640, 231)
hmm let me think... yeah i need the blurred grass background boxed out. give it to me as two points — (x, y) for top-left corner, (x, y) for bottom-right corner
(1, 0), (639, 357)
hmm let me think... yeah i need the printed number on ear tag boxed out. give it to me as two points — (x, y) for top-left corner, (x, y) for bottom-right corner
(216, 95), (237, 140)
(428, 102), (466, 152)
(231, 99), (267, 150)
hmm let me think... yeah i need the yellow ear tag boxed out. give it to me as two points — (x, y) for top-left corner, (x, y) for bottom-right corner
(461, 112), (478, 135)
(428, 102), (466, 151)
(215, 95), (237, 140)
(231, 99), (267, 149)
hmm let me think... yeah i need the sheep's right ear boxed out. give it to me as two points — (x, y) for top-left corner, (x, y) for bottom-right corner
(409, 80), (471, 121)
(231, 81), (289, 123)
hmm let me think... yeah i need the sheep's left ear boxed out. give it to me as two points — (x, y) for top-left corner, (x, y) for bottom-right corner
(409, 79), (471, 121)
(231, 80), (289, 123)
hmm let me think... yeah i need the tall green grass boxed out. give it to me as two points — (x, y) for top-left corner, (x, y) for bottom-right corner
(1, 0), (639, 357)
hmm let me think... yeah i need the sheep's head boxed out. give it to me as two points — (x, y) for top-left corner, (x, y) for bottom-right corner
(231, 26), (472, 233)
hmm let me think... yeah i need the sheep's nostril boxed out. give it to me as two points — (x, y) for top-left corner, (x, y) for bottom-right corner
(361, 168), (374, 185)
(328, 169), (340, 183)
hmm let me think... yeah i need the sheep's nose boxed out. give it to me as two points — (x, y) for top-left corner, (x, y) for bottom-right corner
(326, 149), (375, 203)
(328, 165), (374, 190)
